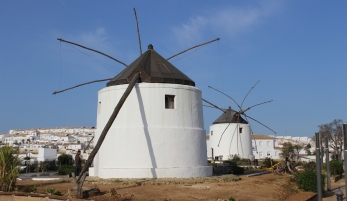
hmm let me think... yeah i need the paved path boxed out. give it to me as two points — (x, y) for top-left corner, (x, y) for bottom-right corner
(323, 180), (345, 201)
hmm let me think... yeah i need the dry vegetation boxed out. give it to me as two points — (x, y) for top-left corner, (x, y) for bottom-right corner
(10, 171), (317, 201)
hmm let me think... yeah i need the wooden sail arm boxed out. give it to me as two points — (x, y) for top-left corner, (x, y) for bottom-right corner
(166, 38), (220, 60)
(241, 80), (260, 108)
(57, 38), (128, 67)
(52, 78), (112, 95)
(208, 85), (242, 112)
(242, 100), (273, 114)
(202, 98), (226, 113)
(133, 8), (142, 56)
(75, 72), (140, 194)
(243, 114), (276, 135)
(83, 136), (94, 153)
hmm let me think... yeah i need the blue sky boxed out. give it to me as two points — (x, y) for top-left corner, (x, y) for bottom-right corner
(1, 1), (346, 137)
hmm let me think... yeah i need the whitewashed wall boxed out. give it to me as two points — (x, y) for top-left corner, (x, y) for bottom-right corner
(252, 139), (280, 159)
(90, 83), (212, 178)
(37, 148), (57, 162)
(208, 123), (254, 160)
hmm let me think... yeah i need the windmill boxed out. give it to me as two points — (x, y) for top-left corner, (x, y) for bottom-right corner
(203, 80), (276, 161)
(53, 8), (219, 197)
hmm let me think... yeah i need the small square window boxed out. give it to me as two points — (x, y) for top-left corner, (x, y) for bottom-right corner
(211, 131), (213, 135)
(239, 128), (243, 133)
(165, 95), (175, 109)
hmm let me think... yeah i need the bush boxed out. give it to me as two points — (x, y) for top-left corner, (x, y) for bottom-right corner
(329, 160), (343, 176)
(228, 154), (241, 163)
(223, 160), (237, 166)
(263, 157), (274, 168)
(296, 169), (325, 192)
(57, 154), (74, 166)
(304, 161), (316, 170)
(58, 165), (75, 176)
(237, 159), (251, 166)
(232, 166), (244, 175)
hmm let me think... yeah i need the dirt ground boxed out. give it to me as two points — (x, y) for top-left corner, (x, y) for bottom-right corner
(14, 171), (316, 201)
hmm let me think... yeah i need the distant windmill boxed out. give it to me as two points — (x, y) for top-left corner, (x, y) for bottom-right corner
(203, 80), (276, 161)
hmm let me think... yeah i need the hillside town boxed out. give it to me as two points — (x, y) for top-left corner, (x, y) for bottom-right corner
(0, 126), (322, 165)
(0, 127), (95, 165)
(206, 133), (318, 162)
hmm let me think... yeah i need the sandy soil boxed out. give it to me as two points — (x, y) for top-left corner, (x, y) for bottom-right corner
(13, 171), (316, 201)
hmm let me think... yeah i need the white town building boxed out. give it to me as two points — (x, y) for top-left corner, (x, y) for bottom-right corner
(252, 135), (281, 160)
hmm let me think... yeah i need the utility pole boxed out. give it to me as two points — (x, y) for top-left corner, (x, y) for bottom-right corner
(315, 132), (322, 201)
(325, 137), (331, 191)
(343, 123), (347, 197)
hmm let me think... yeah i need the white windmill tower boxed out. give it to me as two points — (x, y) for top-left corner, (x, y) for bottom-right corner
(53, 8), (221, 179)
(204, 81), (276, 161)
(90, 44), (213, 178)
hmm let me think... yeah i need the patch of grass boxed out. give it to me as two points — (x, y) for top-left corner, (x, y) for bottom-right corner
(222, 175), (241, 182)
(31, 185), (37, 193)
(282, 183), (299, 196)
(46, 188), (61, 195)
(109, 188), (119, 197)
(227, 196), (235, 201)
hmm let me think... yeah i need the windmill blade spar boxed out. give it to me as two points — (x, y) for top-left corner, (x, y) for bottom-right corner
(243, 114), (276, 134)
(202, 98), (226, 113)
(133, 8), (142, 56)
(241, 80), (260, 108)
(242, 100), (273, 113)
(208, 86), (242, 112)
(58, 38), (128, 67)
(167, 38), (220, 60)
(218, 122), (231, 147)
(53, 78), (112, 95)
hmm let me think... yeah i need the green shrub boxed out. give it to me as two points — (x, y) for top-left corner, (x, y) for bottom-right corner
(296, 169), (325, 192)
(58, 165), (75, 176)
(46, 188), (61, 195)
(227, 196), (235, 201)
(329, 160), (343, 176)
(57, 154), (74, 166)
(223, 160), (237, 166)
(303, 161), (316, 170)
(228, 154), (241, 163)
(237, 159), (251, 166)
(232, 166), (244, 175)
(263, 157), (274, 168)
(0, 145), (21, 191)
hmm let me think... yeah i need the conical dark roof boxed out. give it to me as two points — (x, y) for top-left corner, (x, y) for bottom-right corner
(107, 44), (195, 87)
(212, 107), (248, 124)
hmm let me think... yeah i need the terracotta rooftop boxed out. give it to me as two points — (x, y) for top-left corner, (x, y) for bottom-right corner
(252, 135), (275, 140)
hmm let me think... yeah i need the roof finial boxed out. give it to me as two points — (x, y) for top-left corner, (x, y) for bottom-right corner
(148, 44), (153, 50)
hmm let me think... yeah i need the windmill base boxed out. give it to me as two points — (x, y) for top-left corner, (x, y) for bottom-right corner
(89, 166), (212, 178)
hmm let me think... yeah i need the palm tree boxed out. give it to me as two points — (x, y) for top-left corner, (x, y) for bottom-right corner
(0, 145), (21, 191)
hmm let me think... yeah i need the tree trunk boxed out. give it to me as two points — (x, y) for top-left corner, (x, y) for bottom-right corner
(74, 72), (140, 198)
